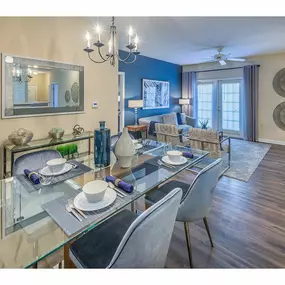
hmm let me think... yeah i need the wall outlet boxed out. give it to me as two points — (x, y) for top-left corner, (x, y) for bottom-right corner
(92, 102), (98, 109)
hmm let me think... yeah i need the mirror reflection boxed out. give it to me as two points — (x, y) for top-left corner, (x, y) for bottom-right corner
(2, 54), (84, 118)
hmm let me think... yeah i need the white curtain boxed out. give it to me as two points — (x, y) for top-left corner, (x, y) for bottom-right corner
(182, 71), (197, 118)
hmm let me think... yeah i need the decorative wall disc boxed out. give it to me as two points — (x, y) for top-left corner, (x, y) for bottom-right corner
(65, 90), (71, 103)
(273, 102), (285, 130)
(273, 68), (285, 97)
(71, 82), (79, 103)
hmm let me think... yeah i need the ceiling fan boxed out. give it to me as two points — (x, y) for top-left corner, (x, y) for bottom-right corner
(200, 47), (246, 66)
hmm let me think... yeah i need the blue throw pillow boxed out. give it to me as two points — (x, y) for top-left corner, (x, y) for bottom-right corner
(176, 113), (183, 125)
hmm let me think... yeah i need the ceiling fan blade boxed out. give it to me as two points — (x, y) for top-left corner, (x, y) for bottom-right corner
(219, 60), (226, 66)
(227, 58), (246, 62)
(197, 58), (217, 63)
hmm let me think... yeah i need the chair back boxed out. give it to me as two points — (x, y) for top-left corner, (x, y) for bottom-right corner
(13, 149), (62, 176)
(155, 123), (182, 145)
(188, 128), (221, 157)
(107, 188), (182, 268)
(176, 158), (221, 223)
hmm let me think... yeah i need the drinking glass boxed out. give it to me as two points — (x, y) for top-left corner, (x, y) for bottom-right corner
(94, 164), (105, 180)
(38, 171), (53, 186)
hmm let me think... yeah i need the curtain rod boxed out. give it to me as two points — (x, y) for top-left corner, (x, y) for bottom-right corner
(185, 65), (260, 74)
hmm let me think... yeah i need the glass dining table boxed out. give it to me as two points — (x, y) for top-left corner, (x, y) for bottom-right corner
(0, 143), (208, 268)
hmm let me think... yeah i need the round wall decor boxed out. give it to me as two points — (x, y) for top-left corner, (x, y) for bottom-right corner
(273, 68), (285, 97)
(71, 82), (79, 103)
(273, 102), (285, 130)
(65, 90), (71, 103)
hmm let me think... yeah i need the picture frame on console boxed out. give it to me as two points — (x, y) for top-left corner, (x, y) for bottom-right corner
(142, 79), (170, 110)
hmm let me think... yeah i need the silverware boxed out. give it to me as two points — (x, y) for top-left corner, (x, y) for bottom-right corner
(108, 182), (127, 197)
(68, 199), (87, 219)
(68, 161), (78, 168)
(158, 160), (175, 169)
(65, 204), (83, 222)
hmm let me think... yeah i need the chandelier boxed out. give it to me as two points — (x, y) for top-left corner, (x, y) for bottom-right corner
(83, 17), (140, 67)
(12, 65), (33, 83)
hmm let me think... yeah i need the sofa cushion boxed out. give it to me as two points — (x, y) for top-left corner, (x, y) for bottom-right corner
(181, 113), (187, 124)
(162, 113), (178, 125)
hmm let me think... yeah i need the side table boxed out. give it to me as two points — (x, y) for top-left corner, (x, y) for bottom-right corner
(126, 125), (147, 139)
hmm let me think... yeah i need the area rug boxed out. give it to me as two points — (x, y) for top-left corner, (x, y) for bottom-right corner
(224, 139), (271, 182)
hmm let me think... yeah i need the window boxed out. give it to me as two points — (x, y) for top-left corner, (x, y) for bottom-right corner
(197, 83), (213, 128)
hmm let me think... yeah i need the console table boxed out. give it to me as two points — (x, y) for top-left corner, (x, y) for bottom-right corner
(3, 132), (93, 177)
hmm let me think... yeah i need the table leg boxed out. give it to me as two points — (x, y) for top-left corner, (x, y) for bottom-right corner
(3, 147), (7, 178)
(88, 138), (91, 155)
(64, 242), (75, 268)
(11, 152), (14, 177)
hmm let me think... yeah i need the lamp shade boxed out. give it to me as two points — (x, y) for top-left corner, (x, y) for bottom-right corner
(179, 98), (190, 105)
(128, 100), (144, 108)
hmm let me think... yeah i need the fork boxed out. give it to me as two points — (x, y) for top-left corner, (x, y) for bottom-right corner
(68, 199), (87, 219)
(158, 160), (175, 169)
(65, 204), (83, 222)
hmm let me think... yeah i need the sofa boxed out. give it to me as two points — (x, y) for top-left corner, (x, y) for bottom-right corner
(138, 112), (196, 140)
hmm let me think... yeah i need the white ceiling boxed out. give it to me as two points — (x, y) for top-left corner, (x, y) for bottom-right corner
(97, 17), (285, 65)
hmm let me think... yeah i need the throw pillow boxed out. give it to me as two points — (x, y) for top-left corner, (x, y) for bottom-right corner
(176, 113), (183, 125)
(162, 113), (178, 125)
(181, 113), (187, 124)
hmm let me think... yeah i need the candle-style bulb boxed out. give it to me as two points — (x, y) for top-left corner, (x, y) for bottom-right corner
(128, 26), (133, 37)
(85, 31), (91, 48)
(95, 24), (101, 42)
(134, 35), (139, 44)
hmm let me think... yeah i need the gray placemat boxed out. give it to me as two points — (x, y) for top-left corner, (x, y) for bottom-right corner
(15, 161), (93, 193)
(42, 188), (131, 236)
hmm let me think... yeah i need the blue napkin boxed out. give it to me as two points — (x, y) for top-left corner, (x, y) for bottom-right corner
(182, 152), (194, 159)
(105, 175), (133, 193)
(24, 169), (40, 185)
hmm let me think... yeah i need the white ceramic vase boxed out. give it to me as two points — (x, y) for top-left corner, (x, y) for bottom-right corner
(115, 127), (135, 168)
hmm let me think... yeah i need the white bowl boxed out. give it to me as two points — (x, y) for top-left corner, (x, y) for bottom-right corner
(82, 180), (108, 203)
(167, 150), (182, 163)
(46, 158), (67, 173)
(132, 139), (139, 145)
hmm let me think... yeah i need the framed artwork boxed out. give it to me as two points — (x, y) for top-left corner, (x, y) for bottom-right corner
(142, 79), (170, 109)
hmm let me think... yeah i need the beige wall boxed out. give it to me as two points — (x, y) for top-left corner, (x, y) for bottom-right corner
(0, 17), (118, 175)
(183, 52), (285, 144)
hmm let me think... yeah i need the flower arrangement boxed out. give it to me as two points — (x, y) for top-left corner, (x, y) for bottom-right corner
(199, 119), (209, 130)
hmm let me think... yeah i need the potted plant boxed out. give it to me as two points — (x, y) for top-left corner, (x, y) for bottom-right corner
(199, 119), (209, 130)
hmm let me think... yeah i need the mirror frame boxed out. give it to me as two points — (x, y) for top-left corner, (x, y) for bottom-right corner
(1, 53), (85, 119)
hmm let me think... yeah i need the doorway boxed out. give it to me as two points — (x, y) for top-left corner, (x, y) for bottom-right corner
(197, 79), (242, 137)
(118, 72), (125, 133)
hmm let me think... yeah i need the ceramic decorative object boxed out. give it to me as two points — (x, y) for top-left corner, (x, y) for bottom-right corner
(273, 68), (285, 97)
(94, 121), (111, 167)
(49, 127), (65, 139)
(115, 127), (135, 168)
(273, 102), (285, 130)
(71, 82), (80, 103)
(8, 128), (33, 146)
(65, 90), (71, 103)
(72, 124), (84, 137)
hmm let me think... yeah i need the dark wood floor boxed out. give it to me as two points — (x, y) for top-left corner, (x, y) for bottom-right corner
(166, 144), (285, 268)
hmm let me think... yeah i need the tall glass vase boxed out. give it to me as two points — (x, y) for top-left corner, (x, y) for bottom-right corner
(94, 121), (110, 167)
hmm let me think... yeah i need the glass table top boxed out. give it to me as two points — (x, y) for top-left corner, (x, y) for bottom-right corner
(0, 144), (208, 268)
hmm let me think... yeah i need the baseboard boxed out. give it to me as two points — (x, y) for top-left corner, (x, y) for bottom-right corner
(258, 138), (285, 146)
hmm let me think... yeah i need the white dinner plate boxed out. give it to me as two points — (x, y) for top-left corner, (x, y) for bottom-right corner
(135, 143), (143, 150)
(161, 155), (188, 166)
(39, 163), (73, 176)
(73, 188), (117, 211)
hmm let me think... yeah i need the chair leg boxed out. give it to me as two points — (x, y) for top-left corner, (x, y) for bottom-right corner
(183, 222), (193, 268)
(203, 217), (214, 247)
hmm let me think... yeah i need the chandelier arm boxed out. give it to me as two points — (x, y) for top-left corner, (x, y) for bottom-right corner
(119, 54), (137, 64)
(117, 50), (132, 62)
(98, 47), (111, 62)
(87, 52), (108, 64)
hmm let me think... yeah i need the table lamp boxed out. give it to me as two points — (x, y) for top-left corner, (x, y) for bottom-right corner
(128, 100), (144, 125)
(179, 98), (190, 114)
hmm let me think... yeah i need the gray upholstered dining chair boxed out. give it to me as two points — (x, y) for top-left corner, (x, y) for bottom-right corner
(145, 158), (222, 268)
(69, 188), (183, 268)
(13, 149), (62, 176)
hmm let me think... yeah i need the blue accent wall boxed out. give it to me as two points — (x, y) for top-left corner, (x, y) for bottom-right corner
(119, 50), (182, 126)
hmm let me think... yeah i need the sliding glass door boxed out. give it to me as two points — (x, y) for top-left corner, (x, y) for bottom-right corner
(197, 79), (242, 136)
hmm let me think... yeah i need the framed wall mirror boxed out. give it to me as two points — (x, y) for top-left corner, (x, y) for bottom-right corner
(1, 54), (84, 118)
